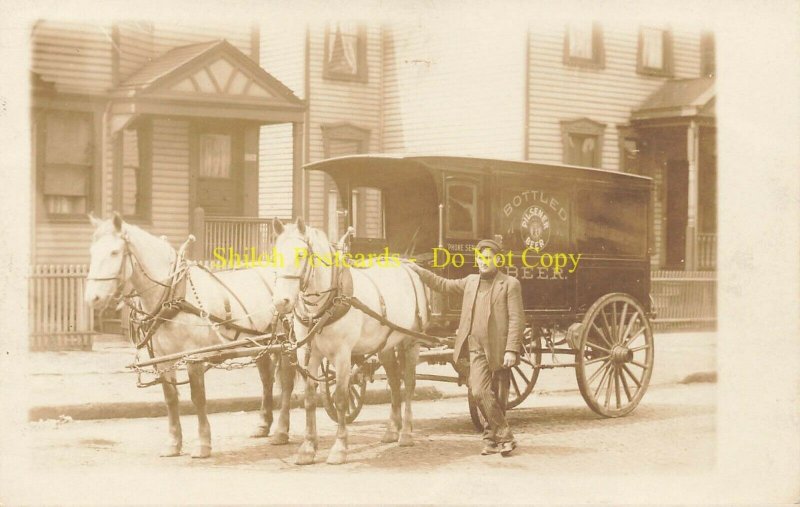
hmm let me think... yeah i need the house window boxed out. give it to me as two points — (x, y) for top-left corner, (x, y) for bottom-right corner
(700, 31), (715, 78)
(445, 179), (478, 239)
(564, 22), (604, 68)
(638, 26), (673, 77)
(118, 121), (151, 221)
(323, 22), (367, 82)
(39, 110), (94, 217)
(561, 118), (605, 168)
(199, 134), (232, 178)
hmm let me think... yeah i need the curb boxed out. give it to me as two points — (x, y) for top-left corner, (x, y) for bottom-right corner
(28, 385), (444, 422)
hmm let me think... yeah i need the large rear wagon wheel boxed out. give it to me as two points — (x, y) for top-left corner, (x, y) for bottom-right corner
(322, 359), (367, 424)
(506, 328), (542, 409)
(575, 293), (654, 418)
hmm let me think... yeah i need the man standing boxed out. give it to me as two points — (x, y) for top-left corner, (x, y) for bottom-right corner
(408, 239), (525, 456)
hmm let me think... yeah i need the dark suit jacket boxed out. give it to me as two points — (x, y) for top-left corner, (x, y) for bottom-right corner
(414, 268), (525, 370)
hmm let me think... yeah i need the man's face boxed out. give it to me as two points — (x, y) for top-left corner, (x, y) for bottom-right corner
(476, 247), (497, 275)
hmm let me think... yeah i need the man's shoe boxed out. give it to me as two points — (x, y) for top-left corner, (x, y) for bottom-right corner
(499, 440), (517, 457)
(481, 443), (500, 455)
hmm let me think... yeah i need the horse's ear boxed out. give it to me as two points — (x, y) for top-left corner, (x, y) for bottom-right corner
(296, 217), (306, 235)
(112, 211), (123, 232)
(87, 212), (101, 228)
(272, 217), (284, 235)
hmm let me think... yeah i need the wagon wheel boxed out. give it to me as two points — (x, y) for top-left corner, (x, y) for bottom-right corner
(506, 327), (542, 409)
(575, 293), (654, 417)
(322, 358), (367, 424)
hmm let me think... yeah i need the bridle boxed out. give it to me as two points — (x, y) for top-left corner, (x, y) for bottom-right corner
(276, 233), (339, 321)
(87, 232), (177, 313)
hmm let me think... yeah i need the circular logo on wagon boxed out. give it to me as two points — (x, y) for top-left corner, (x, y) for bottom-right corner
(520, 205), (551, 251)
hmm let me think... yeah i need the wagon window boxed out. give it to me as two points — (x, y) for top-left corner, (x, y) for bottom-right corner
(352, 186), (384, 239)
(574, 189), (648, 256)
(446, 179), (478, 238)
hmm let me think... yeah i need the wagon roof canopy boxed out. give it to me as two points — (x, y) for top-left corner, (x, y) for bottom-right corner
(111, 39), (305, 124)
(304, 154), (651, 191)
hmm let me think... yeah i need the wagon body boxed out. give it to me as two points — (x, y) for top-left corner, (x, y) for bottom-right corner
(304, 154), (653, 327)
(306, 154), (656, 421)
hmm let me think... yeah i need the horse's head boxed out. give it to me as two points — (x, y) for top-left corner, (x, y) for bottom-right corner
(271, 217), (330, 315)
(85, 212), (130, 308)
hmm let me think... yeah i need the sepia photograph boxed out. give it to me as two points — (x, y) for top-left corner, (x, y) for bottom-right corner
(0, 0), (797, 504)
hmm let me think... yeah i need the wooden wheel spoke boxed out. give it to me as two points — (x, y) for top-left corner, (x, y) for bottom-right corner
(513, 366), (530, 386)
(621, 310), (638, 346)
(629, 344), (652, 353)
(590, 322), (613, 348)
(587, 358), (612, 385)
(617, 303), (629, 344)
(614, 369), (622, 409)
(611, 303), (620, 344)
(510, 372), (522, 397)
(592, 362), (613, 398)
(630, 360), (648, 369)
(622, 364), (642, 388)
(588, 343), (612, 354)
(519, 356), (535, 367)
(603, 369), (614, 408)
(619, 368), (633, 402)
(584, 354), (611, 366)
(624, 326), (646, 347)
(600, 310), (614, 344)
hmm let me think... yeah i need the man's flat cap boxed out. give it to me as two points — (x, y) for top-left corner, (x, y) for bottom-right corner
(476, 238), (502, 253)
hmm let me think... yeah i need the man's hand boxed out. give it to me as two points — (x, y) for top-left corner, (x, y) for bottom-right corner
(503, 351), (517, 368)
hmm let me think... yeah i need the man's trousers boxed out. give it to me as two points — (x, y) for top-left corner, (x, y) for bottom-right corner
(469, 349), (514, 444)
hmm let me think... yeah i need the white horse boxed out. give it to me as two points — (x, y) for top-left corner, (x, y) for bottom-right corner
(271, 218), (428, 465)
(85, 212), (295, 458)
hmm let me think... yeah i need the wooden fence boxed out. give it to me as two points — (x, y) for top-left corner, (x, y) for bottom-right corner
(651, 270), (717, 331)
(29, 264), (95, 351)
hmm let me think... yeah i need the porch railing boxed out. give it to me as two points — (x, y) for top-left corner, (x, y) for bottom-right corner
(651, 270), (717, 331)
(29, 264), (95, 351)
(193, 208), (276, 263)
(697, 233), (717, 271)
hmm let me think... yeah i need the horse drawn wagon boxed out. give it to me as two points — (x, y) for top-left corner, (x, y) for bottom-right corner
(87, 154), (655, 463)
(304, 155), (656, 426)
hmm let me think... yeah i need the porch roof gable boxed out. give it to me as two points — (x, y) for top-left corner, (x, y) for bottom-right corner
(632, 77), (715, 122)
(112, 39), (305, 123)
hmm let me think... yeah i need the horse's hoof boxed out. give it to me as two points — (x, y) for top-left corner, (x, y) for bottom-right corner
(250, 426), (270, 439)
(398, 433), (415, 447)
(191, 445), (211, 459)
(326, 450), (347, 465)
(159, 445), (182, 457)
(294, 441), (316, 465)
(294, 451), (315, 465)
(270, 432), (290, 446)
(381, 430), (399, 443)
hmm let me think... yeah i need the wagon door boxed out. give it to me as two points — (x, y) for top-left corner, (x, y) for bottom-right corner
(494, 176), (575, 315)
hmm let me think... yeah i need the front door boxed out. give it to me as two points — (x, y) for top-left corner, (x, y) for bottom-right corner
(195, 125), (243, 216)
(665, 159), (689, 269)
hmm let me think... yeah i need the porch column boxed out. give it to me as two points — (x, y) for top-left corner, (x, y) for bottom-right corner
(685, 120), (699, 270)
(292, 121), (304, 219)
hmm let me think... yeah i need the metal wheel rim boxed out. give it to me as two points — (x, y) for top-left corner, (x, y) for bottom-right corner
(575, 293), (654, 418)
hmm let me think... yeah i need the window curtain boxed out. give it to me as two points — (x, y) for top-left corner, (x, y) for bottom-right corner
(199, 134), (231, 178)
(641, 27), (664, 69)
(568, 23), (593, 59)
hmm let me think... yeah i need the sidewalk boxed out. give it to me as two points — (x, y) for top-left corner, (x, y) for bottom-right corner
(28, 331), (716, 421)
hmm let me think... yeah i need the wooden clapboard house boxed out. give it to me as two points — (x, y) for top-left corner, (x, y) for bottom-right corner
(29, 19), (715, 349)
